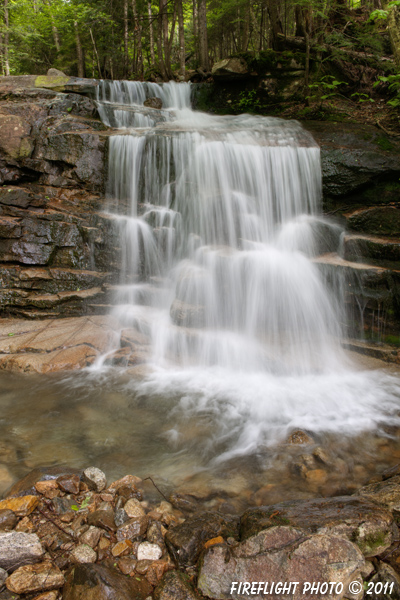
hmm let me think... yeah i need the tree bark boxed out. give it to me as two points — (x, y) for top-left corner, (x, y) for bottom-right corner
(74, 20), (85, 78)
(124, 0), (129, 77)
(148, 1), (156, 65)
(198, 0), (209, 71)
(4, 0), (9, 76)
(266, 0), (283, 50)
(132, 0), (143, 77)
(177, 0), (185, 79)
(157, 0), (168, 80)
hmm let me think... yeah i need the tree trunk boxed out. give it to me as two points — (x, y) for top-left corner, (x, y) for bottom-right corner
(4, 0), (9, 76)
(148, 1), (156, 65)
(132, 0), (143, 77)
(74, 21), (85, 78)
(90, 28), (102, 78)
(266, 0), (283, 49)
(176, 0), (185, 78)
(198, 0), (209, 71)
(124, 0), (129, 77)
(157, 0), (168, 80)
(193, 0), (199, 61)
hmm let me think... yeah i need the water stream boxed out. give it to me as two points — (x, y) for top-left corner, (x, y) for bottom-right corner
(1, 81), (399, 506)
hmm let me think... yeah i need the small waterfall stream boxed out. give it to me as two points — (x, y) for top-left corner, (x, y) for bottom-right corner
(92, 80), (400, 465)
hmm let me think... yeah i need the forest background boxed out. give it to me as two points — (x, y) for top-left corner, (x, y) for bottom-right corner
(1, 0), (400, 124)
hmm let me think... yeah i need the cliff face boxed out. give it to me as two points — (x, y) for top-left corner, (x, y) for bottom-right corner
(0, 75), (399, 339)
(0, 75), (120, 318)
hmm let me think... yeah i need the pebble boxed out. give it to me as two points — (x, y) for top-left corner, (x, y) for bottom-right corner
(124, 499), (146, 518)
(35, 480), (59, 498)
(6, 562), (64, 594)
(70, 544), (97, 564)
(15, 516), (35, 533)
(117, 516), (148, 541)
(115, 508), (129, 527)
(0, 531), (44, 571)
(111, 540), (132, 557)
(107, 475), (142, 495)
(0, 495), (39, 517)
(145, 559), (170, 585)
(0, 567), (7, 588)
(88, 510), (116, 532)
(83, 467), (107, 492)
(32, 592), (58, 600)
(137, 541), (162, 561)
(56, 474), (80, 495)
(118, 557), (137, 575)
(79, 526), (102, 548)
(0, 509), (17, 531)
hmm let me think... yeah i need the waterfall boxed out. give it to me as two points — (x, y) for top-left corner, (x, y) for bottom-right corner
(97, 81), (345, 374)
(94, 80), (400, 460)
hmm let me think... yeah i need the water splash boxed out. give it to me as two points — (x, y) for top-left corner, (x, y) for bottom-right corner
(94, 80), (400, 461)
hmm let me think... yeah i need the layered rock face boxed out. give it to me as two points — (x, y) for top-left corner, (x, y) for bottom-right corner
(0, 75), (119, 318)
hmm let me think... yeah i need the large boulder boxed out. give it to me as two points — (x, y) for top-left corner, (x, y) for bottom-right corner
(212, 58), (250, 80)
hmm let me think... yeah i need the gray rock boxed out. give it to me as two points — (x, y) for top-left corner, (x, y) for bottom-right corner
(358, 475), (400, 510)
(114, 508), (129, 527)
(116, 516), (148, 541)
(47, 68), (67, 77)
(369, 563), (400, 600)
(0, 568), (7, 589)
(154, 570), (201, 600)
(198, 527), (365, 600)
(212, 58), (250, 80)
(144, 97), (163, 109)
(240, 495), (393, 557)
(0, 532), (44, 572)
(70, 544), (97, 564)
(137, 542), (162, 561)
(82, 467), (107, 492)
(165, 511), (238, 566)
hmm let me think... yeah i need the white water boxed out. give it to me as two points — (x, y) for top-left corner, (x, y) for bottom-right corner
(94, 80), (400, 462)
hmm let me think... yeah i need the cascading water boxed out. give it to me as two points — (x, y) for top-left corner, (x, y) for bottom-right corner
(94, 80), (400, 463)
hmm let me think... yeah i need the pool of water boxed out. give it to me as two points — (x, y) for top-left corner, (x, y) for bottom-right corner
(1, 355), (400, 514)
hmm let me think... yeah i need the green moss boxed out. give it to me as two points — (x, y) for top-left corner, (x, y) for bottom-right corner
(356, 530), (388, 554)
(35, 75), (69, 90)
(376, 136), (394, 151)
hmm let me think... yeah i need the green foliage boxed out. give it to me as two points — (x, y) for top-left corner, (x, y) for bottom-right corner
(236, 89), (261, 112)
(307, 76), (347, 104)
(351, 92), (375, 104)
(369, 9), (389, 22)
(375, 73), (400, 107)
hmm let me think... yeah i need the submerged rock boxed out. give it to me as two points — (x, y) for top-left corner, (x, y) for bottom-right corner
(240, 496), (393, 557)
(63, 563), (152, 600)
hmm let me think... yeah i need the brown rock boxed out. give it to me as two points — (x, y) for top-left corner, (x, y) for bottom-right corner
(305, 468), (328, 485)
(79, 526), (101, 549)
(111, 540), (132, 557)
(124, 499), (146, 518)
(32, 592), (58, 600)
(116, 516), (148, 542)
(358, 475), (400, 510)
(0, 509), (17, 530)
(118, 557), (137, 575)
(6, 562), (64, 594)
(287, 430), (314, 445)
(62, 563), (152, 600)
(35, 480), (59, 497)
(88, 510), (116, 532)
(0, 496), (38, 517)
(56, 474), (80, 495)
(15, 516), (35, 533)
(5, 466), (82, 498)
(70, 545), (97, 564)
(107, 475), (142, 495)
(143, 97), (163, 109)
(146, 560), (170, 586)
(154, 570), (201, 600)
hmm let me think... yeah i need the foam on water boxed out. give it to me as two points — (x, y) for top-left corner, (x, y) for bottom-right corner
(95, 80), (400, 462)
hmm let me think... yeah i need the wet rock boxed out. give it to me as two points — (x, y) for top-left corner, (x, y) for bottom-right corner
(369, 563), (400, 600)
(165, 512), (239, 566)
(137, 541), (162, 561)
(111, 540), (131, 557)
(107, 474), (142, 495)
(118, 557), (137, 575)
(286, 430), (314, 445)
(211, 58), (250, 80)
(88, 510), (116, 532)
(114, 508), (129, 527)
(70, 545), (97, 564)
(35, 480), (59, 498)
(5, 467), (81, 498)
(79, 526), (101, 549)
(0, 496), (38, 517)
(240, 496), (393, 557)
(143, 97), (163, 109)
(198, 527), (365, 600)
(347, 206), (400, 237)
(0, 568), (7, 588)
(153, 570), (201, 600)
(145, 560), (170, 586)
(0, 511), (17, 531)
(56, 474), (80, 495)
(0, 532), (44, 571)
(32, 592), (58, 600)
(51, 497), (73, 515)
(116, 516), (148, 541)
(358, 475), (400, 510)
(6, 562), (64, 594)
(63, 563), (152, 600)
(82, 467), (106, 492)
(124, 499), (146, 518)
